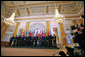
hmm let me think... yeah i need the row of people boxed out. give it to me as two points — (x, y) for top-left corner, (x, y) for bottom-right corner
(9, 34), (57, 48)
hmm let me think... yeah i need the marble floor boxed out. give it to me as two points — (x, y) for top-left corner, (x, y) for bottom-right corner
(1, 47), (67, 56)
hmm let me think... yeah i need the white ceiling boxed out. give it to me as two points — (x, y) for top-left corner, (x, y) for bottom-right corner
(3, 1), (73, 8)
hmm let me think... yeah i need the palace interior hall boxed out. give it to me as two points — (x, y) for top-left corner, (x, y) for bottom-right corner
(1, 1), (84, 56)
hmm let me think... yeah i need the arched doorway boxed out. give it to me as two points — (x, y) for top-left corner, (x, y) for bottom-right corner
(29, 23), (46, 35)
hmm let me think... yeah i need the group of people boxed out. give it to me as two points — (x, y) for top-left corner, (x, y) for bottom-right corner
(9, 33), (57, 48)
(71, 23), (84, 50)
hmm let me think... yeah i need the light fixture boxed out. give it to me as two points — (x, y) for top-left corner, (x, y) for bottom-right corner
(54, 2), (64, 23)
(3, 9), (16, 26)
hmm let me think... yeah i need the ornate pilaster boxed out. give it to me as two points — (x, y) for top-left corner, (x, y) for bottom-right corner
(13, 22), (20, 36)
(46, 21), (50, 34)
(25, 22), (30, 32)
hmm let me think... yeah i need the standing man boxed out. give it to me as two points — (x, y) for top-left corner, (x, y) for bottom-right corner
(34, 34), (37, 47)
(9, 35), (14, 46)
(21, 35), (23, 46)
(18, 35), (21, 46)
(24, 34), (27, 46)
(12, 35), (17, 46)
(26, 35), (29, 46)
(15, 35), (18, 46)
(46, 35), (49, 47)
(33, 35), (36, 46)
(31, 33), (34, 46)
(38, 33), (41, 47)
(29, 33), (31, 46)
(44, 33), (46, 47)
(49, 34), (52, 47)
(42, 34), (44, 47)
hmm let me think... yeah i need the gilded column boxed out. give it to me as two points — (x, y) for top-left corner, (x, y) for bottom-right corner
(13, 22), (20, 36)
(46, 21), (50, 34)
(25, 22), (30, 32)
(59, 22), (67, 46)
(1, 24), (8, 40)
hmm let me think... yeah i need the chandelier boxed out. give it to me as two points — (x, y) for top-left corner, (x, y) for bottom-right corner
(54, 2), (64, 23)
(3, 10), (16, 26)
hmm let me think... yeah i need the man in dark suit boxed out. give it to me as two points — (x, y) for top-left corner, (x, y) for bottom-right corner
(77, 26), (84, 49)
(9, 35), (14, 46)
(73, 32), (78, 43)
(73, 27), (80, 43)
(31, 34), (34, 46)
(33, 35), (36, 46)
(18, 35), (21, 46)
(19, 35), (22, 46)
(16, 35), (19, 46)
(42, 34), (44, 47)
(46, 36), (48, 47)
(13, 35), (17, 46)
(21, 35), (24, 46)
(29, 35), (31, 46)
(26, 35), (29, 46)
(35, 34), (38, 47)
(49, 35), (52, 47)
(23, 35), (27, 46)
(39, 36), (42, 47)
(44, 36), (46, 47)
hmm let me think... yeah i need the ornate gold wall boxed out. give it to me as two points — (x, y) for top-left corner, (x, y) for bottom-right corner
(46, 21), (50, 34)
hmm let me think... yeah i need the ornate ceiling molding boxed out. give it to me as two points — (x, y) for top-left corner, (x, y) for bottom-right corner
(3, 1), (73, 8)
(17, 9), (20, 16)
(60, 1), (84, 14)
(27, 8), (30, 15)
